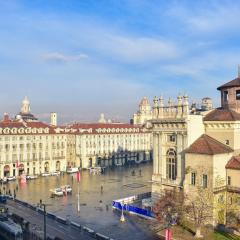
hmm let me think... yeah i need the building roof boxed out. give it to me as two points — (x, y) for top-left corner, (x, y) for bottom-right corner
(204, 108), (240, 121)
(0, 119), (57, 135)
(185, 134), (233, 155)
(226, 156), (240, 170)
(217, 77), (240, 90)
(67, 122), (148, 135)
(18, 112), (38, 121)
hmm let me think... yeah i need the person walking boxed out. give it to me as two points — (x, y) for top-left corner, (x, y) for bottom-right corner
(101, 185), (103, 194)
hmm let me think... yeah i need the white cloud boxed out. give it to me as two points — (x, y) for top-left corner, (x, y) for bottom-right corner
(42, 52), (88, 62)
(168, 2), (240, 34)
(97, 35), (180, 63)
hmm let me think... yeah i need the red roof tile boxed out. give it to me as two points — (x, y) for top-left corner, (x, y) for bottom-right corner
(217, 77), (240, 90)
(204, 108), (240, 121)
(226, 156), (240, 170)
(185, 134), (233, 155)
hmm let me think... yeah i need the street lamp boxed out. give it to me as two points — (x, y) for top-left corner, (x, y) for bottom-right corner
(120, 201), (125, 222)
(39, 199), (47, 240)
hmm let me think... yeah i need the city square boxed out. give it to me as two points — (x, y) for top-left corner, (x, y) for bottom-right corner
(1, 1), (240, 240)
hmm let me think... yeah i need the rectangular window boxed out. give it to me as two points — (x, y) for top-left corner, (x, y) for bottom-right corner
(167, 135), (176, 142)
(236, 90), (240, 100)
(203, 174), (208, 188)
(223, 91), (228, 102)
(191, 172), (196, 185)
(227, 176), (231, 186)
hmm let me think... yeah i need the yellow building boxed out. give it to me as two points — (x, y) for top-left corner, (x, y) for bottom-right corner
(0, 97), (153, 178)
(63, 123), (152, 169)
(150, 73), (240, 228)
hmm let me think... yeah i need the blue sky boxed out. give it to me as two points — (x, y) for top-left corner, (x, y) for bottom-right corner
(1, 0), (240, 123)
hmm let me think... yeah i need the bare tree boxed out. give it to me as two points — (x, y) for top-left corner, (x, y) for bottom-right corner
(153, 188), (213, 238)
(153, 190), (184, 228)
(184, 187), (213, 238)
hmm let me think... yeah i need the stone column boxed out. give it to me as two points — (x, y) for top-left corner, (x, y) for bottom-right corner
(176, 132), (183, 185)
(153, 132), (159, 175)
(158, 132), (163, 177)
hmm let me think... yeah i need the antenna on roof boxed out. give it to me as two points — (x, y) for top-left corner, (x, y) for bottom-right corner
(238, 64), (240, 77)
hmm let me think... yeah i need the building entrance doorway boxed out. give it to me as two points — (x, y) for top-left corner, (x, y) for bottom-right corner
(18, 164), (24, 176)
(4, 165), (10, 177)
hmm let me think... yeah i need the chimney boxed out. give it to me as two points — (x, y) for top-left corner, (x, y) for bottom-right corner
(50, 112), (57, 126)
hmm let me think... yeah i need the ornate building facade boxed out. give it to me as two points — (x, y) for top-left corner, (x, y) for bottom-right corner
(0, 98), (152, 178)
(60, 123), (152, 169)
(147, 95), (205, 198)
(150, 73), (240, 227)
(133, 97), (153, 125)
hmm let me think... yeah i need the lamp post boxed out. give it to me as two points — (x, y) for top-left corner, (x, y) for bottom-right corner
(120, 201), (125, 222)
(39, 200), (47, 240)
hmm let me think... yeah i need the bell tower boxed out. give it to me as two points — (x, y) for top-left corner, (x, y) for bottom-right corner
(21, 96), (30, 114)
(217, 67), (240, 113)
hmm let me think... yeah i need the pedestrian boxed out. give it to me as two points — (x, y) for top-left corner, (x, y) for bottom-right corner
(99, 200), (103, 211)
(101, 185), (103, 194)
(139, 169), (142, 176)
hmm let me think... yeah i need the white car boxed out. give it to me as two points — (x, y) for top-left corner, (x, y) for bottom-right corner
(7, 176), (16, 181)
(66, 167), (79, 173)
(51, 171), (60, 176)
(89, 167), (102, 175)
(50, 188), (63, 197)
(41, 172), (51, 177)
(61, 185), (72, 193)
(26, 175), (38, 180)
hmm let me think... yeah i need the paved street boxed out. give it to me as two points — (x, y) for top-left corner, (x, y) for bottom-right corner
(4, 163), (160, 240)
(5, 200), (93, 240)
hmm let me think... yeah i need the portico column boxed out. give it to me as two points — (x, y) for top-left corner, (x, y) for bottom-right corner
(153, 132), (159, 175)
(158, 132), (163, 177)
(176, 132), (183, 184)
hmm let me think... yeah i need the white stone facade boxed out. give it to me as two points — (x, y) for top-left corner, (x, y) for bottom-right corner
(0, 97), (153, 178)
(147, 95), (205, 198)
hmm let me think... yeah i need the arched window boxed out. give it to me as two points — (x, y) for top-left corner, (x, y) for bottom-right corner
(166, 149), (177, 180)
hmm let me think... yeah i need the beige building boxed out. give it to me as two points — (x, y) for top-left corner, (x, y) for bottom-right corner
(0, 97), (152, 178)
(184, 75), (240, 227)
(133, 97), (153, 125)
(62, 123), (152, 169)
(147, 95), (206, 199)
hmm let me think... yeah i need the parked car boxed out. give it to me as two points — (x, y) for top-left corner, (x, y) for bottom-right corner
(41, 172), (51, 177)
(26, 175), (38, 180)
(61, 185), (72, 194)
(50, 188), (63, 197)
(51, 171), (60, 176)
(7, 176), (16, 181)
(66, 167), (79, 173)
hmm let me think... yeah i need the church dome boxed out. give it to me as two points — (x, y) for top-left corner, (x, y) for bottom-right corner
(22, 96), (30, 105)
(140, 97), (150, 106)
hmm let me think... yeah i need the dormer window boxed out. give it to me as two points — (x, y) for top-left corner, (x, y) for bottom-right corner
(223, 91), (228, 102)
(236, 90), (240, 100)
